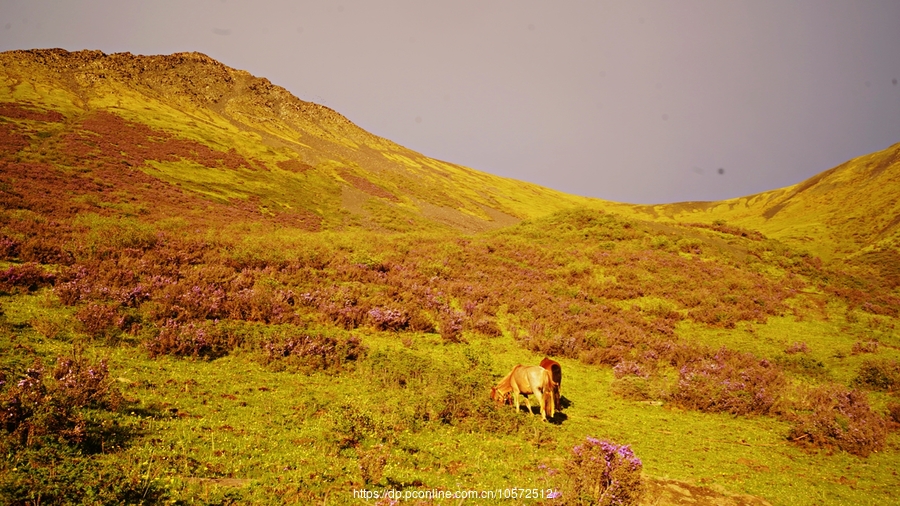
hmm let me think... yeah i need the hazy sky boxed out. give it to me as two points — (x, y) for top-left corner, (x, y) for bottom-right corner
(2, 1), (899, 204)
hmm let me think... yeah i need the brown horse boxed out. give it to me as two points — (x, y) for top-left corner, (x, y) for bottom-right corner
(540, 357), (563, 411)
(491, 365), (555, 421)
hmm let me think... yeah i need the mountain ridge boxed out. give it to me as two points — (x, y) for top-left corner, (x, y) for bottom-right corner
(2, 48), (899, 259)
(1, 48), (609, 234)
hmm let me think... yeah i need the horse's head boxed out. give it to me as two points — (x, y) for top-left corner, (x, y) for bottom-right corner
(491, 387), (511, 405)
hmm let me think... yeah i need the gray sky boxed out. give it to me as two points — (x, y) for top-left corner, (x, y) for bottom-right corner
(2, 1), (899, 204)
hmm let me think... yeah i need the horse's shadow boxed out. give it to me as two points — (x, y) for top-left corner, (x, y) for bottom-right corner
(520, 396), (572, 425)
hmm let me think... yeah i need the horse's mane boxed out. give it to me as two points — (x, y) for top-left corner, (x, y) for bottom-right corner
(495, 365), (520, 394)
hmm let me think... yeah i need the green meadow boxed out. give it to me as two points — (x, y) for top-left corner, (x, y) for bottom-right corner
(1, 49), (899, 505)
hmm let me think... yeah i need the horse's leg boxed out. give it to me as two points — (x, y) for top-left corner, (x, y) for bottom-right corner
(534, 389), (546, 421)
(543, 382), (555, 419)
(547, 388), (555, 420)
(522, 394), (532, 414)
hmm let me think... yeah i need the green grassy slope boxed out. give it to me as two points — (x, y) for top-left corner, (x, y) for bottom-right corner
(628, 143), (900, 263)
(1, 49), (899, 505)
(0, 48), (608, 234)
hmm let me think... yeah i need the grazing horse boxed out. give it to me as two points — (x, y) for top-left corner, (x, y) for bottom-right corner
(540, 357), (563, 411)
(491, 365), (555, 421)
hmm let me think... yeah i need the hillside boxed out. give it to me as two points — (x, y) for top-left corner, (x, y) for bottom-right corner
(0, 48), (608, 235)
(1, 49), (899, 505)
(629, 142), (900, 263)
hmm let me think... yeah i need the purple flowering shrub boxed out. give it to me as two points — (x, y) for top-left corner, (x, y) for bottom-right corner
(438, 309), (466, 343)
(367, 307), (409, 331)
(613, 361), (647, 379)
(1, 355), (122, 448)
(0, 263), (56, 293)
(787, 384), (887, 457)
(671, 347), (785, 415)
(262, 332), (365, 372)
(318, 297), (371, 330)
(51, 356), (122, 410)
(0, 235), (20, 259)
(560, 437), (644, 505)
(75, 302), (131, 341)
(54, 265), (93, 305)
(144, 319), (242, 359)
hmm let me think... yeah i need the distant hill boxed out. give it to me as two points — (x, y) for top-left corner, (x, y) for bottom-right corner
(0, 48), (607, 234)
(628, 143), (900, 263)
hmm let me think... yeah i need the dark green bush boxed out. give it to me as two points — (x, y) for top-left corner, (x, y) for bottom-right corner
(854, 358), (900, 392)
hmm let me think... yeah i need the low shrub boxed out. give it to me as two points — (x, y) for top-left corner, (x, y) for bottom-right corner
(0, 445), (164, 505)
(407, 310), (436, 333)
(0, 263), (55, 293)
(775, 354), (827, 379)
(785, 341), (810, 354)
(613, 360), (648, 379)
(578, 345), (631, 367)
(367, 307), (409, 331)
(360, 348), (524, 434)
(262, 332), (365, 373)
(558, 437), (644, 505)
(671, 347), (785, 415)
(887, 402), (900, 425)
(224, 286), (297, 324)
(854, 358), (900, 392)
(469, 315), (502, 337)
(851, 340), (879, 355)
(0, 354), (122, 449)
(0, 236), (20, 259)
(611, 361), (660, 401)
(357, 444), (389, 486)
(611, 375), (657, 402)
(51, 356), (122, 412)
(54, 266), (93, 305)
(364, 349), (430, 389)
(19, 237), (72, 265)
(75, 302), (130, 341)
(438, 309), (465, 343)
(325, 401), (394, 450)
(144, 319), (242, 359)
(787, 384), (887, 457)
(319, 300), (370, 329)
